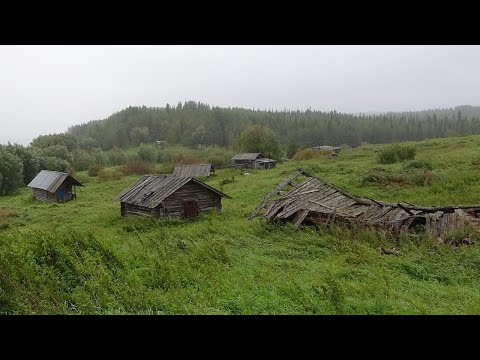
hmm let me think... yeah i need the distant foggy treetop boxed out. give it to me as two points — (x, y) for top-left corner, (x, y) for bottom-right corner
(67, 101), (480, 150)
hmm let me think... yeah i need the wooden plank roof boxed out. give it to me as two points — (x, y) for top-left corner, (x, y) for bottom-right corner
(27, 170), (83, 193)
(231, 153), (263, 161)
(114, 175), (231, 208)
(173, 164), (213, 178)
(253, 169), (480, 242)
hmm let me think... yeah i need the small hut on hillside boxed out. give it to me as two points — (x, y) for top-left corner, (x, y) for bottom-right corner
(250, 169), (480, 245)
(115, 175), (231, 219)
(231, 153), (276, 169)
(173, 164), (215, 178)
(27, 170), (83, 202)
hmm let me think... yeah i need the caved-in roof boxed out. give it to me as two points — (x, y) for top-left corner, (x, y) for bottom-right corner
(252, 169), (480, 243)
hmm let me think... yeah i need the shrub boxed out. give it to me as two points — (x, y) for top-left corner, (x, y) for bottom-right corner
(404, 160), (433, 171)
(156, 163), (175, 174)
(137, 144), (157, 163)
(97, 168), (123, 181)
(292, 148), (317, 161)
(119, 161), (155, 175)
(178, 155), (204, 165)
(411, 171), (435, 186)
(378, 144), (416, 164)
(362, 172), (410, 187)
(88, 165), (104, 177)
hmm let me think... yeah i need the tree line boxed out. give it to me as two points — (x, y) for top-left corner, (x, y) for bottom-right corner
(3, 101), (480, 196)
(68, 102), (480, 152)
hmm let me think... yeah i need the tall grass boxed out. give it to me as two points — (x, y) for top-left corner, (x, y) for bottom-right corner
(2, 135), (480, 313)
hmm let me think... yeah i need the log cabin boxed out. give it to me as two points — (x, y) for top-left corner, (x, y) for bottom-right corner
(115, 175), (231, 219)
(231, 153), (276, 169)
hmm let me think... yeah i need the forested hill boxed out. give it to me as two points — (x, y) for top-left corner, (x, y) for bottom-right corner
(67, 102), (480, 150)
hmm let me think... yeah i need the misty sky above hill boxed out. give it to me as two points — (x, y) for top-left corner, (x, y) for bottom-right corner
(1, 45), (480, 145)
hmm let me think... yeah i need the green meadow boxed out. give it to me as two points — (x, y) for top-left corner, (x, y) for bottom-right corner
(2, 135), (480, 314)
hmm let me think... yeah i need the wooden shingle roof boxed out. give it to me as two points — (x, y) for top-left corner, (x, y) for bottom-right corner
(251, 169), (480, 243)
(231, 153), (263, 161)
(114, 175), (231, 208)
(173, 164), (213, 178)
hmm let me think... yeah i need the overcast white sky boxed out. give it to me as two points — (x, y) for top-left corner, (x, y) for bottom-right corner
(1, 45), (479, 145)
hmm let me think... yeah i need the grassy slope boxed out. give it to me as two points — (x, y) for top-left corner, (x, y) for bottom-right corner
(2, 135), (480, 314)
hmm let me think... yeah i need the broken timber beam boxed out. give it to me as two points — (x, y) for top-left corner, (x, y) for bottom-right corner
(248, 169), (308, 220)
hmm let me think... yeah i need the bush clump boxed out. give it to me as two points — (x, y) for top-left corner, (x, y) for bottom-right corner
(404, 160), (433, 171)
(378, 144), (416, 164)
(88, 164), (104, 177)
(119, 161), (155, 175)
(292, 148), (317, 161)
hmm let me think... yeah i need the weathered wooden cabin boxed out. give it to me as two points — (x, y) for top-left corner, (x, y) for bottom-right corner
(231, 153), (277, 169)
(115, 175), (231, 219)
(250, 169), (480, 246)
(173, 164), (215, 178)
(27, 170), (83, 202)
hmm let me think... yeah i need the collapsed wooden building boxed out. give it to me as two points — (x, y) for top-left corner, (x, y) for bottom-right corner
(27, 170), (83, 202)
(231, 153), (277, 170)
(115, 175), (231, 219)
(173, 164), (215, 178)
(250, 170), (480, 245)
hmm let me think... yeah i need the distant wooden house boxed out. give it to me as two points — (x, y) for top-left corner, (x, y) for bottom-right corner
(27, 170), (83, 202)
(231, 153), (277, 170)
(173, 164), (215, 178)
(115, 175), (231, 219)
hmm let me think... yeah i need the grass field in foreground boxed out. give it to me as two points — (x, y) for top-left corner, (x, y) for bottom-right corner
(2, 135), (480, 314)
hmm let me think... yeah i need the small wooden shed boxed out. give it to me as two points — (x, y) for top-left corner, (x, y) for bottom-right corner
(115, 175), (231, 219)
(27, 170), (83, 202)
(231, 153), (277, 169)
(173, 164), (215, 177)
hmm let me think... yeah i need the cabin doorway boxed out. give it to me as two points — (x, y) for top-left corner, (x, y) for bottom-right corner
(183, 199), (199, 219)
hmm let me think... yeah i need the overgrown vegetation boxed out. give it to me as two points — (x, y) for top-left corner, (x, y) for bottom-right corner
(378, 144), (416, 164)
(2, 134), (480, 314)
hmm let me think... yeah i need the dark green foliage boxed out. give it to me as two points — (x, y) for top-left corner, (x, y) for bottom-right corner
(220, 176), (235, 185)
(39, 156), (70, 172)
(378, 144), (416, 164)
(40, 145), (73, 164)
(4, 144), (40, 185)
(66, 103), (480, 152)
(287, 140), (299, 159)
(137, 144), (157, 162)
(237, 125), (282, 159)
(130, 126), (150, 146)
(0, 148), (23, 195)
(88, 165), (104, 177)
(404, 160), (434, 171)
(31, 133), (79, 152)
(72, 149), (94, 171)
(107, 147), (127, 166)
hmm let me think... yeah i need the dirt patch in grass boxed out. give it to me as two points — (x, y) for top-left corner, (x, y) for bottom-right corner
(0, 208), (20, 218)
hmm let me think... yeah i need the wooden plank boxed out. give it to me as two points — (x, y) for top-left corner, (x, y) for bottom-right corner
(292, 209), (309, 226)
(248, 169), (308, 219)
